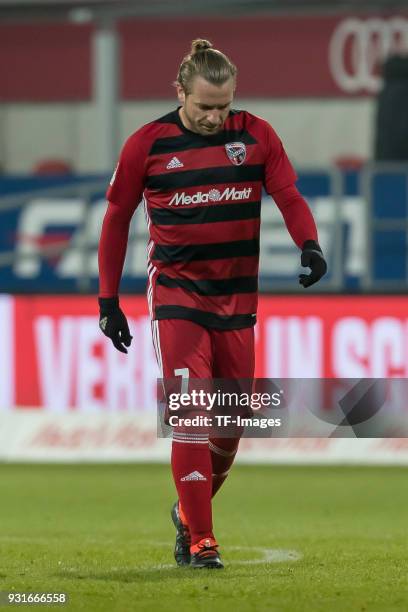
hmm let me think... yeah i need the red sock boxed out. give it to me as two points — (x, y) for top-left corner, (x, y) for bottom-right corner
(209, 437), (240, 497)
(171, 432), (213, 546)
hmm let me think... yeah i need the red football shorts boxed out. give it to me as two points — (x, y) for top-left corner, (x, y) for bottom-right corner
(151, 318), (255, 379)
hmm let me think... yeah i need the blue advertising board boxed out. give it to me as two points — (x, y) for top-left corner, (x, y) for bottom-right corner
(0, 168), (406, 293)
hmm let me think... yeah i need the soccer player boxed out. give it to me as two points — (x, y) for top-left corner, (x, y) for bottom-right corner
(98, 39), (327, 569)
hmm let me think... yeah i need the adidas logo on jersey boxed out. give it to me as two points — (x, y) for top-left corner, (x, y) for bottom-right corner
(166, 157), (184, 170)
(169, 186), (252, 206)
(180, 471), (207, 482)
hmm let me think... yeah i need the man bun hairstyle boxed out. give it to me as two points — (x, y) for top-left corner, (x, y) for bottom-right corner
(191, 39), (213, 53)
(176, 38), (237, 94)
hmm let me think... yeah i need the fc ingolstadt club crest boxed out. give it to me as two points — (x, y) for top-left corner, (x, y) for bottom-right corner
(225, 142), (247, 166)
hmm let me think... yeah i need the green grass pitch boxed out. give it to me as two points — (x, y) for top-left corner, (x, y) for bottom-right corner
(0, 463), (407, 611)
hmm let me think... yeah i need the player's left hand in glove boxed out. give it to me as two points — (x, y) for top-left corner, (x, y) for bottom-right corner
(299, 240), (327, 288)
(98, 297), (133, 354)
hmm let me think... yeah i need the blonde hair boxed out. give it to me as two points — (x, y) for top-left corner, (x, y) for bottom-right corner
(176, 39), (237, 94)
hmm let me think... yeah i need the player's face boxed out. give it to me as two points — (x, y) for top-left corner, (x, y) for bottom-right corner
(177, 76), (235, 136)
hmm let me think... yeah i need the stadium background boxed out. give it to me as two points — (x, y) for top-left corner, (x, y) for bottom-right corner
(1, 4), (408, 610)
(1, 0), (408, 465)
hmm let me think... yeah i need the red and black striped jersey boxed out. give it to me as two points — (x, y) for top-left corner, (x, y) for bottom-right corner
(100, 108), (316, 330)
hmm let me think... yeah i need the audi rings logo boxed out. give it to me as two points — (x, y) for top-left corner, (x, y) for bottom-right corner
(329, 17), (408, 93)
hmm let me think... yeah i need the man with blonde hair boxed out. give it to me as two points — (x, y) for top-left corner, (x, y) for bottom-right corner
(98, 39), (326, 569)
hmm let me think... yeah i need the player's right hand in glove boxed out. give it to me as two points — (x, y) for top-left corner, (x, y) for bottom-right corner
(299, 240), (327, 288)
(98, 297), (133, 354)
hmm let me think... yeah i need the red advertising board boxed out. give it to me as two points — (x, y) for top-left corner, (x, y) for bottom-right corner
(1, 295), (408, 411)
(256, 295), (408, 378)
(1, 14), (408, 100)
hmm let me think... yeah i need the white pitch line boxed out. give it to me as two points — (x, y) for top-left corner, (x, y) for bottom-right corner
(146, 542), (302, 568)
(0, 537), (302, 570)
(227, 546), (302, 564)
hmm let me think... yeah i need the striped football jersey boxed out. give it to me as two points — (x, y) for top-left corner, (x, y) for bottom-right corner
(104, 108), (297, 330)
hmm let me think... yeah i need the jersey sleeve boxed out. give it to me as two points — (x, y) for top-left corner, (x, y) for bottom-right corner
(98, 129), (150, 298)
(248, 115), (318, 249)
(106, 130), (148, 211)
(271, 184), (318, 249)
(262, 121), (297, 194)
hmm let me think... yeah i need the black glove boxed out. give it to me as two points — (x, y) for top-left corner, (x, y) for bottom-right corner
(299, 240), (327, 288)
(98, 297), (133, 354)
